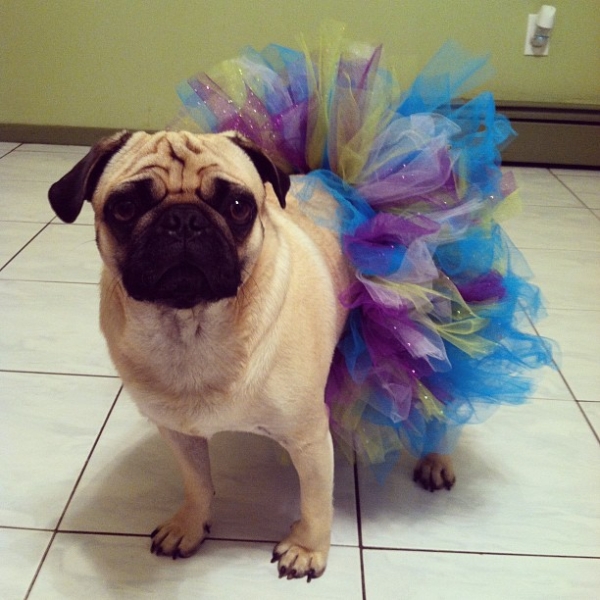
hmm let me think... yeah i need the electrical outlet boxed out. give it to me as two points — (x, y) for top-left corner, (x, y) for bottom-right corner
(524, 13), (550, 56)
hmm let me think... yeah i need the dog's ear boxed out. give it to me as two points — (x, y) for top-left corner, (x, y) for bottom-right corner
(227, 134), (290, 209)
(48, 130), (132, 223)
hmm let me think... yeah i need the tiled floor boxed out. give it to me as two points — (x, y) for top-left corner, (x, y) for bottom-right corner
(1, 142), (599, 599)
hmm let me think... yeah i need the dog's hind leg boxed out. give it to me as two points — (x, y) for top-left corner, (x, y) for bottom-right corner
(150, 427), (214, 558)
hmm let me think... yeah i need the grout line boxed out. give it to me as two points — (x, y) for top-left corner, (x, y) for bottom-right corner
(0, 144), (23, 159)
(24, 529), (362, 551)
(0, 222), (52, 273)
(0, 368), (118, 379)
(0, 219), (54, 225)
(0, 277), (99, 286)
(550, 169), (600, 214)
(361, 546), (600, 560)
(48, 530), (152, 540)
(23, 534), (56, 600)
(0, 525), (54, 533)
(24, 386), (123, 599)
(526, 312), (578, 404)
(575, 401), (600, 445)
(54, 387), (124, 531)
(353, 459), (368, 600)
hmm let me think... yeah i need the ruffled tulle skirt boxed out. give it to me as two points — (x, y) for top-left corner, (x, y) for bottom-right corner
(170, 24), (555, 480)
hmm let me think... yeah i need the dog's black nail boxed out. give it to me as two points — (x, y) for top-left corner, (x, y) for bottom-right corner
(287, 569), (297, 580)
(150, 528), (160, 539)
(279, 566), (287, 578)
(271, 552), (281, 564)
(307, 569), (316, 583)
(172, 536), (184, 559)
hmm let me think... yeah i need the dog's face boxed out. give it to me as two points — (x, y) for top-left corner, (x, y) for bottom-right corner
(49, 131), (290, 309)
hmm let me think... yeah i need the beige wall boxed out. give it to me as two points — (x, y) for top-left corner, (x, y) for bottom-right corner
(1, 1), (599, 131)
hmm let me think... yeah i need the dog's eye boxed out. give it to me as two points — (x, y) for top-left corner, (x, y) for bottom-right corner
(228, 199), (253, 224)
(112, 199), (137, 222)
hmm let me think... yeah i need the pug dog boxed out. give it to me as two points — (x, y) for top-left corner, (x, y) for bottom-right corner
(48, 130), (454, 581)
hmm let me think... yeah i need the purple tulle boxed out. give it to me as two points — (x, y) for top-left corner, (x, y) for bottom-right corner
(173, 32), (556, 477)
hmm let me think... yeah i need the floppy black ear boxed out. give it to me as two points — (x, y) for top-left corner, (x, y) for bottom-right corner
(228, 134), (290, 208)
(48, 130), (132, 223)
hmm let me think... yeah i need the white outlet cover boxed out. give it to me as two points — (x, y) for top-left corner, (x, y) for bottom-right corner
(524, 13), (550, 56)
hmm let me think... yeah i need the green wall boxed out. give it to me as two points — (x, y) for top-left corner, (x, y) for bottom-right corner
(1, 0), (599, 131)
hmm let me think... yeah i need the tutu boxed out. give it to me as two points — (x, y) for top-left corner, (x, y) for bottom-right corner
(171, 24), (555, 481)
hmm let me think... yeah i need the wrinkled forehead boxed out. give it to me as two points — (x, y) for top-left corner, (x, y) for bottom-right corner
(99, 131), (262, 198)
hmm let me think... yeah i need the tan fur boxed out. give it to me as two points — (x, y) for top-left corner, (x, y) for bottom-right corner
(50, 130), (453, 581)
(73, 131), (351, 579)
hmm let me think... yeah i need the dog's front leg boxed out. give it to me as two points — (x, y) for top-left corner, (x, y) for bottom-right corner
(150, 427), (214, 559)
(272, 419), (334, 582)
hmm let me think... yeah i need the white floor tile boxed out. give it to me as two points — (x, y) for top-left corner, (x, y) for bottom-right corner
(0, 372), (119, 528)
(0, 528), (52, 600)
(1, 157), (599, 598)
(517, 322), (569, 401)
(0, 221), (44, 268)
(551, 168), (600, 179)
(575, 193), (600, 210)
(580, 403), (600, 440)
(536, 309), (600, 402)
(0, 142), (19, 157)
(0, 280), (115, 376)
(529, 363), (572, 401)
(0, 224), (101, 283)
(509, 167), (583, 208)
(556, 173), (600, 195)
(553, 169), (600, 209)
(521, 248), (600, 312)
(15, 144), (89, 156)
(358, 400), (600, 557)
(502, 205), (600, 252)
(363, 550), (600, 600)
(61, 394), (358, 546)
(0, 152), (83, 184)
(30, 535), (362, 600)
(0, 179), (57, 223)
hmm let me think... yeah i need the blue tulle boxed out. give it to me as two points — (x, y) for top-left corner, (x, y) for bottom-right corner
(172, 30), (556, 478)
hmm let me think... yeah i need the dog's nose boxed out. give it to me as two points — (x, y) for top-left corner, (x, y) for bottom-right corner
(157, 205), (209, 238)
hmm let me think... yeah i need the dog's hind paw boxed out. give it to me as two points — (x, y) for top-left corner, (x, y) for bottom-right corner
(150, 506), (211, 559)
(413, 453), (456, 492)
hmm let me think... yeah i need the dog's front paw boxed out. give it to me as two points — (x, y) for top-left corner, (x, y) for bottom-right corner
(271, 521), (329, 582)
(150, 506), (211, 559)
(413, 453), (456, 492)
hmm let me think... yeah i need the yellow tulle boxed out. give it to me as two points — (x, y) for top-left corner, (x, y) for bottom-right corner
(367, 275), (497, 358)
(299, 22), (399, 182)
(415, 381), (445, 420)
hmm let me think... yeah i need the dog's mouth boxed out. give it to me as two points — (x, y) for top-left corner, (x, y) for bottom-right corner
(154, 263), (211, 309)
(123, 259), (241, 309)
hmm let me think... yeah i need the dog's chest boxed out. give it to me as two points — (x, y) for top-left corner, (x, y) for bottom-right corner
(129, 308), (244, 391)
(119, 307), (270, 435)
